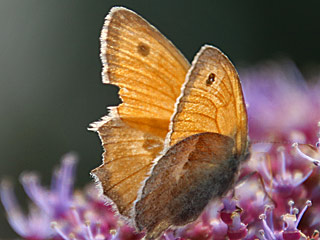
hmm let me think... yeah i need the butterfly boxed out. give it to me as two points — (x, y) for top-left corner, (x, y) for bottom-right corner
(90, 6), (249, 239)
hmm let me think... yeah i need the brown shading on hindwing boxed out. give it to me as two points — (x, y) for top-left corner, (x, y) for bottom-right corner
(134, 133), (237, 239)
(90, 7), (189, 219)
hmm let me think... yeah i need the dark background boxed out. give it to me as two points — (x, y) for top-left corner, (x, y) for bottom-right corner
(1, 0), (320, 237)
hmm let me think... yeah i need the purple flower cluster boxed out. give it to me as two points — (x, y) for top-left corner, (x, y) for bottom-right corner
(2, 61), (320, 239)
(1, 154), (141, 240)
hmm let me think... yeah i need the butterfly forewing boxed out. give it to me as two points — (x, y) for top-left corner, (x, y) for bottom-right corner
(168, 45), (248, 157)
(91, 7), (189, 217)
(102, 7), (190, 138)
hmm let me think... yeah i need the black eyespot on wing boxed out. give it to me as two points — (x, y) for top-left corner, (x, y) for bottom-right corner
(137, 42), (150, 56)
(206, 73), (216, 86)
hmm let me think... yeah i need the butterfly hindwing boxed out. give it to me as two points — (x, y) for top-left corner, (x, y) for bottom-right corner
(134, 132), (235, 239)
(91, 109), (164, 216)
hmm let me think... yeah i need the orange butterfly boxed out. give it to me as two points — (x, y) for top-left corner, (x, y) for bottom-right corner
(90, 7), (248, 239)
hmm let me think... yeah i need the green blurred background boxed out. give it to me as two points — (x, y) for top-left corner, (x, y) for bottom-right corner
(1, 0), (320, 237)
